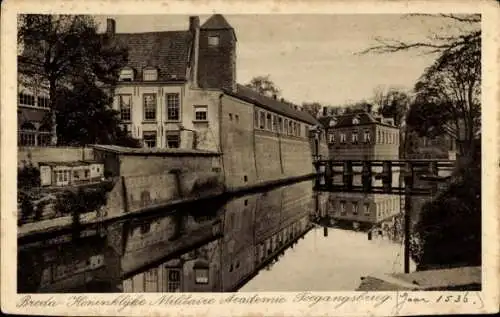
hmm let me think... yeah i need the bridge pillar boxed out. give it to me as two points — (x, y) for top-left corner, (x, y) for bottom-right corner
(362, 161), (372, 192)
(342, 161), (353, 190)
(325, 161), (334, 188)
(382, 161), (393, 193)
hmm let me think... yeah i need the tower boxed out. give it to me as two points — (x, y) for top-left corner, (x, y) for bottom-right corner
(197, 14), (237, 91)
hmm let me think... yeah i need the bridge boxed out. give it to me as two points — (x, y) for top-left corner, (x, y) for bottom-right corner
(312, 158), (457, 274)
(313, 159), (456, 196)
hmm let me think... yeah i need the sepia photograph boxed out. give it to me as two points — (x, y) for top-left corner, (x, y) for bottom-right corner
(2, 0), (498, 315)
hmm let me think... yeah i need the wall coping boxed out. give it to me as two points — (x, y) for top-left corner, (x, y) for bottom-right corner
(91, 144), (221, 156)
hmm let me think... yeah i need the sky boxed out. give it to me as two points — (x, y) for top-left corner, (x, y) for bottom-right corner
(95, 14), (468, 107)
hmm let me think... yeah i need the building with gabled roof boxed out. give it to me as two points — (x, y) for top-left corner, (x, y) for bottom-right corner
(321, 110), (400, 160)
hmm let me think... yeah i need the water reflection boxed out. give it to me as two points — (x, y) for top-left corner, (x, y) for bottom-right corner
(18, 180), (415, 293)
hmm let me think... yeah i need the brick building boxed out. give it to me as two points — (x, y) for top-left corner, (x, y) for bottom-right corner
(107, 14), (235, 151)
(322, 111), (400, 160)
(108, 14), (325, 155)
(17, 56), (53, 147)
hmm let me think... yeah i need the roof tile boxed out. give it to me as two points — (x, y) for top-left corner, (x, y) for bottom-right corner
(113, 31), (192, 81)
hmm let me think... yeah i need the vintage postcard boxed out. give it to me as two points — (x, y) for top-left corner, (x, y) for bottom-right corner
(1, 0), (499, 316)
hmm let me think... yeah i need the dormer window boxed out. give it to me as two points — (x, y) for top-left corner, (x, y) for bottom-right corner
(352, 116), (360, 125)
(119, 68), (134, 82)
(329, 119), (336, 127)
(143, 68), (158, 81)
(208, 35), (220, 47)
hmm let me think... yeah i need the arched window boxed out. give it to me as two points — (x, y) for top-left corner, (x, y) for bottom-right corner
(19, 122), (36, 146)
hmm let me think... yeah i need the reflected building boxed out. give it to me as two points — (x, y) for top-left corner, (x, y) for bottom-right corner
(327, 192), (401, 231)
(18, 180), (316, 293)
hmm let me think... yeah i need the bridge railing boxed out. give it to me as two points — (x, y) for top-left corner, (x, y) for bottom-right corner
(313, 159), (456, 196)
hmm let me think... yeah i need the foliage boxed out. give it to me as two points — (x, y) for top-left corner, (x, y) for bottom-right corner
(54, 182), (114, 216)
(410, 141), (481, 270)
(245, 75), (281, 97)
(55, 79), (141, 147)
(18, 14), (129, 145)
(17, 164), (41, 190)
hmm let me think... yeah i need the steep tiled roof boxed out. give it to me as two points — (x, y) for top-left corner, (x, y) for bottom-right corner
(113, 31), (192, 81)
(223, 84), (320, 126)
(201, 14), (233, 30)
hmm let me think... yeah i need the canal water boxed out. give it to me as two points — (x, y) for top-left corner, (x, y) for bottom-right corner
(18, 179), (418, 293)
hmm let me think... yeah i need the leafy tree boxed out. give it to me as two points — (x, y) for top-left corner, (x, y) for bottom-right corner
(56, 78), (141, 147)
(18, 14), (128, 145)
(410, 138), (481, 270)
(245, 75), (281, 97)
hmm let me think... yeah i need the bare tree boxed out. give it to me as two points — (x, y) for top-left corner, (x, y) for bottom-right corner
(359, 14), (480, 55)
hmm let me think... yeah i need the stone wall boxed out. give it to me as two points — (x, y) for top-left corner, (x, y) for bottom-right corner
(220, 95), (319, 190)
(102, 171), (224, 220)
(219, 95), (258, 189)
(18, 147), (94, 168)
(92, 149), (222, 177)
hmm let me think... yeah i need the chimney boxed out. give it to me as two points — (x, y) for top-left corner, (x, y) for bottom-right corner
(189, 16), (200, 32)
(106, 18), (116, 36)
(272, 94), (277, 100)
(189, 16), (200, 88)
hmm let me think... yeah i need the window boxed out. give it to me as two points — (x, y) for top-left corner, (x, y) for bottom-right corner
(259, 111), (265, 129)
(340, 133), (346, 144)
(266, 113), (272, 130)
(208, 35), (220, 47)
(143, 131), (157, 148)
(288, 121), (293, 135)
(278, 117), (283, 133)
(166, 131), (180, 148)
(37, 96), (50, 108)
(118, 95), (132, 121)
(364, 130), (371, 143)
(143, 94), (157, 121)
(166, 268), (182, 292)
(119, 68), (134, 81)
(297, 123), (301, 137)
(340, 201), (346, 215)
(194, 105), (208, 121)
(145, 268), (158, 292)
(352, 117), (360, 125)
(19, 132), (36, 146)
(272, 115), (278, 132)
(235, 114), (239, 122)
(352, 132), (358, 144)
(143, 68), (158, 81)
(254, 110), (259, 127)
(195, 267), (209, 284)
(229, 113), (233, 121)
(283, 119), (288, 134)
(166, 93), (180, 121)
(328, 133), (335, 144)
(353, 203), (358, 215)
(37, 134), (51, 146)
(364, 203), (370, 215)
(84, 170), (90, 178)
(18, 93), (35, 106)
